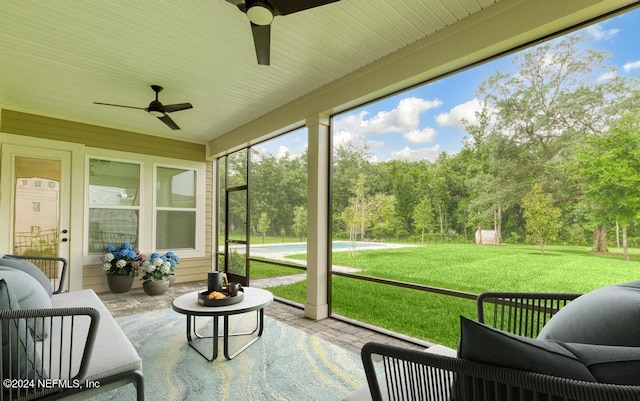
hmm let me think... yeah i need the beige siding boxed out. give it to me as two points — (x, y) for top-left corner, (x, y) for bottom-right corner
(2, 110), (205, 162)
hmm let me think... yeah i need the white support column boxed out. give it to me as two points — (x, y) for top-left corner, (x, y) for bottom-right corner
(305, 113), (330, 320)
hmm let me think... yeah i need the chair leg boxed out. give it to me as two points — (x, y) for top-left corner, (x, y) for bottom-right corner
(134, 371), (145, 401)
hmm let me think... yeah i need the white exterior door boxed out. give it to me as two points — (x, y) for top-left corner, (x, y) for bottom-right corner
(1, 144), (72, 287)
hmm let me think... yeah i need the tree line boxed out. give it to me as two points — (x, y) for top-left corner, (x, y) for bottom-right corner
(225, 34), (640, 259)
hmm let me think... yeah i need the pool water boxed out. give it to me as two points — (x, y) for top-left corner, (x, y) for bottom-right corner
(247, 241), (388, 255)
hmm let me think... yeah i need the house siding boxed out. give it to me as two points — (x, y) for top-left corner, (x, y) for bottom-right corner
(1, 110), (205, 162)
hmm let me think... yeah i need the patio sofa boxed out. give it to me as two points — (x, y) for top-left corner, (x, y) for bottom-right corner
(0, 254), (144, 401)
(347, 284), (640, 401)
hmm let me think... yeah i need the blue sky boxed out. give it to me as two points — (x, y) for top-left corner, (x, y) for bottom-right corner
(255, 7), (640, 162)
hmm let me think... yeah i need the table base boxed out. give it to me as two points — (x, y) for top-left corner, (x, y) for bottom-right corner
(185, 309), (265, 361)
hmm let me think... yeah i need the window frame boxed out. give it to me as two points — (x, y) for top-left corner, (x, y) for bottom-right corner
(83, 149), (206, 264)
(153, 163), (202, 254)
(84, 154), (143, 260)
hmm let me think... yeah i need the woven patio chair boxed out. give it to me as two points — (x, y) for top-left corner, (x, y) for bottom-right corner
(359, 291), (640, 401)
(477, 291), (582, 338)
(362, 341), (640, 401)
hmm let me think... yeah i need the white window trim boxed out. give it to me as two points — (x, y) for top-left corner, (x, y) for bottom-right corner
(84, 154), (144, 263)
(152, 162), (205, 257)
(83, 149), (205, 264)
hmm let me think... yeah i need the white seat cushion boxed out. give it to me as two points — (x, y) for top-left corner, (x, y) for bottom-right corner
(49, 290), (142, 381)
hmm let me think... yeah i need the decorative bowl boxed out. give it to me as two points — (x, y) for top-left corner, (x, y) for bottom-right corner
(197, 288), (244, 306)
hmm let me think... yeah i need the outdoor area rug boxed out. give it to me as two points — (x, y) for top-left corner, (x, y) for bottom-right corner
(88, 308), (366, 401)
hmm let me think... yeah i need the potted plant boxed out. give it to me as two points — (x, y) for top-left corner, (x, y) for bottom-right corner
(140, 251), (179, 295)
(165, 251), (180, 286)
(102, 243), (145, 293)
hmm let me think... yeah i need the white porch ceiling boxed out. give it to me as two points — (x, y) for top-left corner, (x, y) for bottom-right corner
(0, 0), (499, 144)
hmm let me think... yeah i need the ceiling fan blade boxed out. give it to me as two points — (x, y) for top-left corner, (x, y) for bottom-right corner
(251, 22), (271, 65)
(225, 0), (245, 10)
(270, 0), (340, 16)
(93, 102), (146, 110)
(162, 103), (193, 113)
(158, 114), (181, 130)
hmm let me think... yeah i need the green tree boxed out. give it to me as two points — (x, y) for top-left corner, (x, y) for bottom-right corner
(257, 212), (271, 244)
(338, 174), (397, 254)
(575, 113), (640, 260)
(332, 142), (374, 212)
(412, 198), (434, 243)
(428, 160), (451, 237)
(292, 206), (307, 241)
(375, 159), (430, 237)
(471, 34), (639, 246)
(521, 183), (562, 253)
(249, 148), (307, 239)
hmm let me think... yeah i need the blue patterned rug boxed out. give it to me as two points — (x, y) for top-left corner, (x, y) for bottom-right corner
(88, 308), (365, 401)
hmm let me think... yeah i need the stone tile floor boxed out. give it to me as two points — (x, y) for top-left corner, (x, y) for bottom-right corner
(98, 278), (430, 356)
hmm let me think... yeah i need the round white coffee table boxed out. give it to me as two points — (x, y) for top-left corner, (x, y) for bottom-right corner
(172, 286), (273, 360)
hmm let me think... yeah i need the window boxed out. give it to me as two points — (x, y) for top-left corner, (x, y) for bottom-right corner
(87, 158), (140, 253)
(85, 150), (206, 261)
(155, 166), (197, 250)
(32, 202), (40, 212)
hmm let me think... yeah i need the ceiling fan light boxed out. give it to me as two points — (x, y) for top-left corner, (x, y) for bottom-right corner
(247, 3), (273, 26)
(148, 110), (164, 117)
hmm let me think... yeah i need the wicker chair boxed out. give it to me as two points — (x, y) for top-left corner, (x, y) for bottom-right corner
(1, 255), (144, 401)
(477, 292), (581, 337)
(4, 254), (68, 294)
(361, 292), (640, 401)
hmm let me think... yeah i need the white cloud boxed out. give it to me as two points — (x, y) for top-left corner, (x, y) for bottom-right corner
(389, 145), (441, 161)
(404, 127), (437, 144)
(332, 129), (363, 149)
(597, 71), (617, 82)
(276, 145), (291, 159)
(333, 111), (369, 134)
(623, 60), (640, 72)
(333, 97), (442, 135)
(367, 139), (387, 149)
(435, 98), (485, 130)
(585, 24), (620, 41)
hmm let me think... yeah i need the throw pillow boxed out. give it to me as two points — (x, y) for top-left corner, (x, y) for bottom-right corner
(0, 267), (52, 340)
(537, 280), (640, 346)
(562, 342), (640, 385)
(458, 316), (596, 382)
(0, 279), (46, 380)
(0, 256), (53, 297)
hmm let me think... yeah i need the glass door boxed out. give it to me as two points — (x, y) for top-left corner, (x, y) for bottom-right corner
(217, 149), (250, 286)
(1, 145), (71, 286)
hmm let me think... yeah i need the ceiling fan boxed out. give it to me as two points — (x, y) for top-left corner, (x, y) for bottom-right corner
(93, 85), (193, 130)
(226, 0), (340, 65)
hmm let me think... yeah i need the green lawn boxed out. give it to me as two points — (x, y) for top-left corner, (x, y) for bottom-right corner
(256, 244), (640, 348)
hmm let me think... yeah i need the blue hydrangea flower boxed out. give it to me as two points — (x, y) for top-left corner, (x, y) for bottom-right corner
(106, 245), (116, 253)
